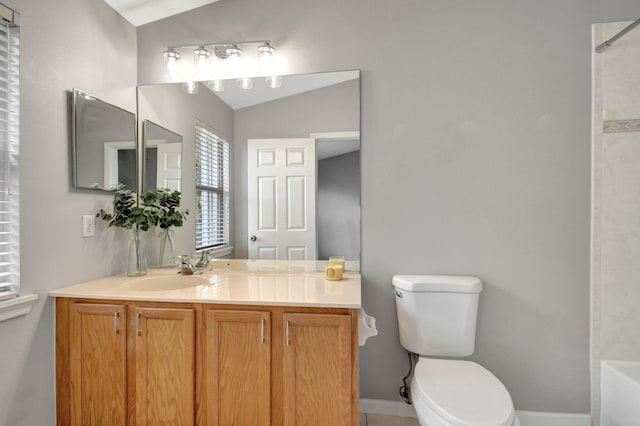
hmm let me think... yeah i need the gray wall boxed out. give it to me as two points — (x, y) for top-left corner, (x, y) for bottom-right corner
(136, 0), (640, 413)
(0, 0), (137, 424)
(234, 79), (360, 258)
(318, 150), (361, 260)
(137, 83), (234, 263)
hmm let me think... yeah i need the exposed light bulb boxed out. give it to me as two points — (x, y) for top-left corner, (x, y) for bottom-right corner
(183, 81), (199, 94)
(163, 49), (181, 81)
(257, 43), (275, 57)
(193, 46), (211, 77)
(226, 45), (243, 59)
(265, 75), (282, 89)
(206, 79), (224, 92)
(236, 78), (253, 90)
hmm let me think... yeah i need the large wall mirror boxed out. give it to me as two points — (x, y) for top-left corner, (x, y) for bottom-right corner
(72, 89), (137, 191)
(137, 70), (360, 262)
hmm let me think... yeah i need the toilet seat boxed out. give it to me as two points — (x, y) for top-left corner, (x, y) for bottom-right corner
(411, 358), (515, 426)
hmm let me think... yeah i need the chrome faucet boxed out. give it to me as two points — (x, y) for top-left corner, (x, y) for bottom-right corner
(195, 249), (211, 270)
(177, 255), (201, 275)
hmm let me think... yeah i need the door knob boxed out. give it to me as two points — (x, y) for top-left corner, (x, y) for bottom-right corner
(250, 235), (257, 242)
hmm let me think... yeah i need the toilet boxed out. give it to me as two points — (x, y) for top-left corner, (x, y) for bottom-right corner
(392, 275), (521, 426)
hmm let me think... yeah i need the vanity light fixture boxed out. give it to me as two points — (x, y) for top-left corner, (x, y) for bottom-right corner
(162, 40), (280, 89)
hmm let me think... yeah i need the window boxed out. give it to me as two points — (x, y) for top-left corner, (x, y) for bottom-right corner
(195, 121), (230, 251)
(0, 5), (19, 299)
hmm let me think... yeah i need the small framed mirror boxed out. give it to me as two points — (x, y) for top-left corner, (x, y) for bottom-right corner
(72, 89), (137, 191)
(142, 120), (183, 192)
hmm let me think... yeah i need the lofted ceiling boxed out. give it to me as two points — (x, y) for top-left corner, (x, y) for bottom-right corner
(104, 0), (221, 26)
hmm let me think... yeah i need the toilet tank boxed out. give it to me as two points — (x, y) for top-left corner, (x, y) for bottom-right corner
(392, 275), (482, 357)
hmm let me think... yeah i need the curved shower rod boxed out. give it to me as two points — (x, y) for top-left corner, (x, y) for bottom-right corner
(595, 18), (640, 53)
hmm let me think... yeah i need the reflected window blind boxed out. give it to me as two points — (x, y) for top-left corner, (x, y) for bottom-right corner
(195, 121), (229, 250)
(0, 15), (19, 295)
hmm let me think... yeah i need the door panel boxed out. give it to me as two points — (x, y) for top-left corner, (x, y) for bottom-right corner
(248, 138), (316, 260)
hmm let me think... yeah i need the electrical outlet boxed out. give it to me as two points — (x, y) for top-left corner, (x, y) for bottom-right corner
(82, 215), (95, 237)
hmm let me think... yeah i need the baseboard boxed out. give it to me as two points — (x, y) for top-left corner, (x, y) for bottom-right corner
(359, 399), (417, 418)
(516, 410), (591, 426)
(359, 399), (591, 426)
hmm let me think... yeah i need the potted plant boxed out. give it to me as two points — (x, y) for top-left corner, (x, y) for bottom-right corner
(97, 185), (156, 276)
(141, 188), (189, 267)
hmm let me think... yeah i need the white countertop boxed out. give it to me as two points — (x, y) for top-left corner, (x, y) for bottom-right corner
(49, 267), (361, 309)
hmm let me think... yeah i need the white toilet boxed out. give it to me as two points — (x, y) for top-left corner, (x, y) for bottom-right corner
(392, 275), (521, 426)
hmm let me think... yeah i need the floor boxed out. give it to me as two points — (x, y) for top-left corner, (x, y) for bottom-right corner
(360, 413), (420, 426)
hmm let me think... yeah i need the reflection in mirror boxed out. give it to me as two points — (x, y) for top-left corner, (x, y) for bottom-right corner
(137, 70), (360, 262)
(72, 89), (136, 191)
(142, 120), (183, 192)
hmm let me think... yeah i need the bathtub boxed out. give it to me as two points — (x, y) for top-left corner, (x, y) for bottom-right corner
(601, 360), (640, 426)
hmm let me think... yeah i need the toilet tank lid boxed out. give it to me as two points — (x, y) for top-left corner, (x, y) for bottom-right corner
(392, 275), (482, 293)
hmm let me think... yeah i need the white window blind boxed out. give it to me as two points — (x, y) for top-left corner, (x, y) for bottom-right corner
(0, 10), (19, 297)
(195, 121), (229, 250)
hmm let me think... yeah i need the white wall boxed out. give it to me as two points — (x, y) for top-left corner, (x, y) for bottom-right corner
(137, 0), (640, 413)
(591, 20), (640, 424)
(0, 0), (136, 424)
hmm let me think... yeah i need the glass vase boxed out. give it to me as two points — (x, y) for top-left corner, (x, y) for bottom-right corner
(127, 227), (147, 277)
(158, 227), (177, 268)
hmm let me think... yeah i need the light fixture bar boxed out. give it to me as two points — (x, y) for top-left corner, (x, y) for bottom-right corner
(166, 40), (273, 51)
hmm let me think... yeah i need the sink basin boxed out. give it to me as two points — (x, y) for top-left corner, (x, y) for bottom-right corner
(125, 274), (208, 291)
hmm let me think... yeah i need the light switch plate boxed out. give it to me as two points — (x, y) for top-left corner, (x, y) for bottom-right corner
(82, 215), (95, 237)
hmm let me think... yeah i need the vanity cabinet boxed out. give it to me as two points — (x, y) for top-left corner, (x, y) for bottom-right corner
(205, 309), (271, 425)
(56, 299), (359, 426)
(128, 305), (196, 426)
(69, 303), (127, 426)
(57, 299), (199, 426)
(281, 313), (353, 426)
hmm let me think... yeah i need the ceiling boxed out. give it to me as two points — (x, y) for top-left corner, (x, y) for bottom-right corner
(104, 0), (220, 26)
(213, 71), (358, 110)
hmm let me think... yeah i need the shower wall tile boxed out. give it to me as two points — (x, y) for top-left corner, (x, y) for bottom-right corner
(601, 21), (640, 121)
(591, 20), (640, 423)
(599, 132), (640, 360)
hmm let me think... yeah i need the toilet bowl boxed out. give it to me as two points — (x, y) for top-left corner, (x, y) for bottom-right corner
(392, 275), (521, 426)
(411, 358), (520, 426)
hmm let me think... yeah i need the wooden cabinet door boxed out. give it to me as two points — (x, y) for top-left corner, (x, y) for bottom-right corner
(205, 309), (271, 426)
(129, 306), (195, 426)
(70, 303), (126, 426)
(282, 313), (352, 426)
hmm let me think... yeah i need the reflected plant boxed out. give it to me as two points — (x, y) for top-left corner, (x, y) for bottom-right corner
(141, 188), (189, 229)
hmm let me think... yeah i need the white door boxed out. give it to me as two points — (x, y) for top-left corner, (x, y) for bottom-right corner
(156, 142), (182, 191)
(248, 138), (316, 260)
